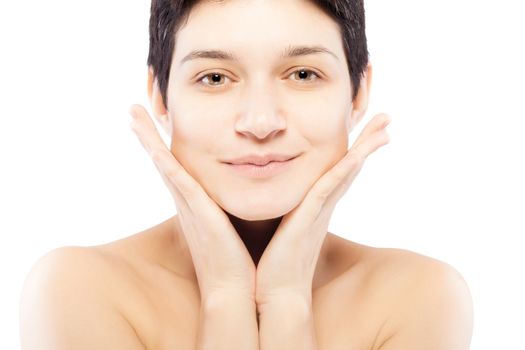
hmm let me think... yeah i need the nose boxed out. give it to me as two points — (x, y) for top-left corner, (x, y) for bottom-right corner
(234, 84), (286, 140)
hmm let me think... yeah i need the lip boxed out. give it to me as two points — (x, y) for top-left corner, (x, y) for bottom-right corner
(224, 155), (299, 178)
(224, 153), (298, 166)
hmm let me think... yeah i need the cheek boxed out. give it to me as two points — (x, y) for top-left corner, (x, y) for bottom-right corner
(288, 92), (351, 179)
(288, 91), (350, 149)
(168, 95), (224, 154)
(165, 114), (213, 183)
(167, 84), (351, 172)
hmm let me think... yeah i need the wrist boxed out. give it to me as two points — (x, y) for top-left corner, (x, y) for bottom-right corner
(202, 290), (256, 309)
(257, 292), (311, 316)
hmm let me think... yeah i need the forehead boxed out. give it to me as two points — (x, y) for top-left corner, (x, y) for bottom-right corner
(173, 0), (344, 66)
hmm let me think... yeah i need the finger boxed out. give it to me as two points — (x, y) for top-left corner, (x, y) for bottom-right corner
(128, 104), (203, 208)
(349, 125), (391, 161)
(129, 108), (194, 219)
(129, 105), (188, 194)
(357, 113), (391, 139)
(316, 115), (391, 203)
(351, 113), (391, 152)
(326, 129), (390, 208)
(321, 119), (391, 207)
(148, 146), (195, 216)
(296, 116), (391, 224)
(128, 104), (226, 226)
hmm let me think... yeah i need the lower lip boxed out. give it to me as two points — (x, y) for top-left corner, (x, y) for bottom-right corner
(225, 157), (297, 178)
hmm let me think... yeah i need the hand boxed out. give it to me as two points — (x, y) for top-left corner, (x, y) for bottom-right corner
(128, 104), (256, 301)
(255, 113), (392, 308)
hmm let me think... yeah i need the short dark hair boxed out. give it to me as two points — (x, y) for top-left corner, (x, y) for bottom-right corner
(147, 0), (369, 109)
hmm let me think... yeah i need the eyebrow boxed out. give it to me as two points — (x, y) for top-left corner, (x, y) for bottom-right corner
(179, 45), (339, 66)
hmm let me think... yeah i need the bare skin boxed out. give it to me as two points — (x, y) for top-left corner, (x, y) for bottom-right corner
(94, 216), (414, 350)
(19, 0), (473, 347)
(20, 212), (473, 350)
(84, 215), (466, 350)
(19, 103), (473, 350)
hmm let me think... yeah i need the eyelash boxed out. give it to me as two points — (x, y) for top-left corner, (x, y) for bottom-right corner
(195, 68), (322, 89)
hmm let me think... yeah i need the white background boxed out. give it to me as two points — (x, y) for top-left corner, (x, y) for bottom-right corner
(1, 0), (524, 348)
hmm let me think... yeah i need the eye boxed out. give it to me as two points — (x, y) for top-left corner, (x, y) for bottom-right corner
(196, 72), (231, 88)
(288, 68), (321, 83)
(195, 68), (322, 90)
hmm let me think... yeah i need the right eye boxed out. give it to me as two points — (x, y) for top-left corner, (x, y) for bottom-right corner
(196, 72), (232, 89)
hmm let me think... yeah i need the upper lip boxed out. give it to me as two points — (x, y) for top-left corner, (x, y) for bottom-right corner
(224, 153), (299, 165)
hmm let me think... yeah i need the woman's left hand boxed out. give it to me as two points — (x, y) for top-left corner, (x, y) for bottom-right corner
(255, 113), (392, 308)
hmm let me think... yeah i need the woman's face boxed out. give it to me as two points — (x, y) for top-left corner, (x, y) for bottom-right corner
(156, 0), (370, 221)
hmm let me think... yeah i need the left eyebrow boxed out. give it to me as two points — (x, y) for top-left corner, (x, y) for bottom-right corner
(179, 44), (340, 66)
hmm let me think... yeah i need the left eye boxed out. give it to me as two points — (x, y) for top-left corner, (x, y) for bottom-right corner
(289, 69), (321, 83)
(196, 68), (321, 88)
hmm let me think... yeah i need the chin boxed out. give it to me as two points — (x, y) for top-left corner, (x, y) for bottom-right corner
(215, 192), (301, 221)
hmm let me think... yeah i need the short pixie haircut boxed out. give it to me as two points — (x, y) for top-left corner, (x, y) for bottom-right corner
(147, 0), (369, 109)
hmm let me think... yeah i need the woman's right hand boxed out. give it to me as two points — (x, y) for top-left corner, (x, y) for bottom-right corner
(128, 104), (256, 301)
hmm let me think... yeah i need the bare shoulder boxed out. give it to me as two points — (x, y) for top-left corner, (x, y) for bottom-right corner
(349, 243), (474, 349)
(19, 246), (145, 350)
(360, 244), (471, 288)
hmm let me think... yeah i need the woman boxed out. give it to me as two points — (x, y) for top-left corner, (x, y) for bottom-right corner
(19, 0), (474, 349)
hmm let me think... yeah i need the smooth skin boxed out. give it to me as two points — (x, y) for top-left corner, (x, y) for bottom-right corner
(19, 108), (474, 349)
(19, 0), (474, 347)
(128, 104), (390, 308)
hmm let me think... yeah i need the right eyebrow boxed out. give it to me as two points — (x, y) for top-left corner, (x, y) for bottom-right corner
(179, 44), (340, 66)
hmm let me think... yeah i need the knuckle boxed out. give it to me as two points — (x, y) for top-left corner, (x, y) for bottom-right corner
(165, 166), (198, 198)
(335, 171), (347, 185)
(314, 186), (331, 203)
(179, 181), (199, 201)
(335, 171), (348, 185)
(348, 150), (364, 167)
(150, 149), (163, 163)
(185, 179), (201, 197)
(164, 165), (180, 181)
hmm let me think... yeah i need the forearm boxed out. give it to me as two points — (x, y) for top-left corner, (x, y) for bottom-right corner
(258, 296), (319, 350)
(196, 292), (259, 350)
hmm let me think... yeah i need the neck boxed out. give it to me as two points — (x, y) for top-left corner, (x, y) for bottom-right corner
(168, 213), (334, 291)
(224, 211), (283, 267)
(169, 212), (283, 280)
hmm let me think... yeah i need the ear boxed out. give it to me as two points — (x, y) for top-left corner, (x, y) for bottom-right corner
(346, 62), (373, 133)
(147, 67), (172, 136)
